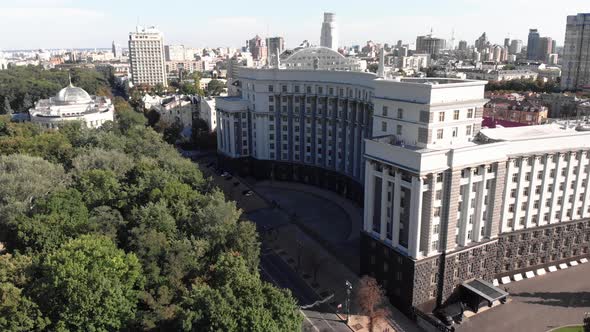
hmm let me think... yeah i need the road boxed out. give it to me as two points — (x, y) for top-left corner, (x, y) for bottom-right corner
(259, 245), (352, 332)
(190, 154), (351, 332)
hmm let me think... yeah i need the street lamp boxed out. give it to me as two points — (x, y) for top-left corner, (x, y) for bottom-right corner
(345, 280), (353, 324)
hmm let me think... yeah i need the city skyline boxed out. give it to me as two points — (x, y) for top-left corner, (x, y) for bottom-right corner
(1, 0), (589, 50)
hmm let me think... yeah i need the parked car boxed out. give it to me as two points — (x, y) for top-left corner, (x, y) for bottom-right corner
(242, 190), (254, 197)
(221, 171), (229, 177)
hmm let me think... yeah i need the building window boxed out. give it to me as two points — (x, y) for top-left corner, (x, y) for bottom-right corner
(381, 121), (387, 132)
(268, 85), (274, 92)
(466, 125), (472, 136)
(437, 129), (444, 140)
(436, 173), (443, 183)
(453, 110), (460, 120)
(382, 106), (388, 116)
(396, 125), (402, 135)
(452, 127), (458, 137)
(439, 112), (445, 122)
(467, 108), (474, 118)
(397, 108), (403, 119)
(420, 111), (429, 123)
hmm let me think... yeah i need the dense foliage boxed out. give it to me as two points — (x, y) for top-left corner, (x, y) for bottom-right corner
(485, 78), (561, 93)
(0, 107), (301, 331)
(0, 66), (112, 113)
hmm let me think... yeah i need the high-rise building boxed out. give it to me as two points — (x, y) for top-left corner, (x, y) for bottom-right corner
(111, 41), (122, 58)
(504, 38), (511, 48)
(458, 40), (468, 51)
(562, 13), (590, 90)
(266, 36), (285, 67)
(248, 35), (268, 62)
(527, 29), (541, 60)
(128, 26), (167, 87)
(320, 12), (338, 50)
(509, 39), (523, 55)
(164, 45), (186, 61)
(475, 32), (488, 52)
(539, 37), (554, 62)
(416, 35), (446, 55)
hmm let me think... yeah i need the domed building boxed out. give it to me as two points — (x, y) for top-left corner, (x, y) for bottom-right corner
(29, 80), (114, 129)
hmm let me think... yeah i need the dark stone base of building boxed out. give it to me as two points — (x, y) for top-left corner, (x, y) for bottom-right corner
(217, 155), (364, 206)
(361, 218), (590, 315)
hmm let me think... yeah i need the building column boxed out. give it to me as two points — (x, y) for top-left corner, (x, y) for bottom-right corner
(473, 166), (487, 242)
(408, 177), (424, 258)
(379, 168), (389, 241)
(549, 153), (563, 223)
(392, 171), (402, 247)
(364, 161), (375, 232)
(444, 170), (462, 251)
(489, 161), (506, 238)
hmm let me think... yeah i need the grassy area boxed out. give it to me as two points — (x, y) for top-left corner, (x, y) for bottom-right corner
(552, 325), (584, 332)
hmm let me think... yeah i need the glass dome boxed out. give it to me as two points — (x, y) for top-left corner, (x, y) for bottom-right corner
(55, 84), (92, 104)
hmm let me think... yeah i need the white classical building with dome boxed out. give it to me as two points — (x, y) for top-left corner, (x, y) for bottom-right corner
(29, 81), (114, 129)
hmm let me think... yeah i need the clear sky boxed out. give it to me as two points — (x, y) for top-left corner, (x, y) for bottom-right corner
(1, 0), (588, 50)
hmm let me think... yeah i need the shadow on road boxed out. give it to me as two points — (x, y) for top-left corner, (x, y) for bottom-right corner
(511, 291), (590, 308)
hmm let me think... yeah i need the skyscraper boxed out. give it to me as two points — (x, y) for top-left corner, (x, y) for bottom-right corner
(266, 36), (285, 67)
(475, 32), (488, 52)
(320, 12), (338, 50)
(561, 13), (590, 90)
(539, 37), (553, 62)
(416, 34), (446, 55)
(248, 35), (268, 62)
(527, 29), (540, 60)
(111, 41), (122, 58)
(509, 39), (523, 54)
(458, 40), (468, 51)
(504, 38), (511, 48)
(128, 26), (167, 87)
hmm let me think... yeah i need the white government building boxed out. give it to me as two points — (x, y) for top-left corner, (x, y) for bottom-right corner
(216, 43), (590, 315)
(29, 81), (114, 129)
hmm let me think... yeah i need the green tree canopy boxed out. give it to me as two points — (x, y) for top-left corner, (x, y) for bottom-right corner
(32, 235), (144, 332)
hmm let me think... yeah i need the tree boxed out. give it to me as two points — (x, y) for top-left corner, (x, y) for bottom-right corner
(11, 189), (89, 253)
(356, 276), (391, 332)
(32, 235), (144, 332)
(117, 109), (147, 133)
(584, 313), (590, 332)
(178, 253), (302, 332)
(206, 79), (226, 96)
(0, 253), (50, 332)
(21, 93), (33, 113)
(1, 97), (13, 115)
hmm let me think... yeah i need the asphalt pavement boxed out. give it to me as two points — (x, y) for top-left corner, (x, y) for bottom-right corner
(259, 246), (351, 332)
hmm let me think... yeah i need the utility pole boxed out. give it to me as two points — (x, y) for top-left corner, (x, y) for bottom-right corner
(345, 280), (353, 324)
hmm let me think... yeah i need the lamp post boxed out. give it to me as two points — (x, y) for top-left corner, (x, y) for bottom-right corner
(345, 280), (352, 324)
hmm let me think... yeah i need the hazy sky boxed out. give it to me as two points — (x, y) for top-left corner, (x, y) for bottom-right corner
(1, 0), (588, 50)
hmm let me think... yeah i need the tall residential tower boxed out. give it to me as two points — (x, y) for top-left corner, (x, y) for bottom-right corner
(320, 12), (338, 51)
(561, 13), (590, 91)
(128, 26), (167, 87)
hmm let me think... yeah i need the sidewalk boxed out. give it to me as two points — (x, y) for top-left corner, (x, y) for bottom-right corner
(267, 223), (421, 332)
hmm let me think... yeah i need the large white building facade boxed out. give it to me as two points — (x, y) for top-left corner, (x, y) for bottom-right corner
(29, 83), (114, 129)
(128, 26), (167, 87)
(561, 13), (590, 91)
(216, 58), (590, 315)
